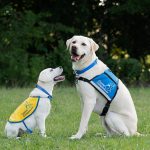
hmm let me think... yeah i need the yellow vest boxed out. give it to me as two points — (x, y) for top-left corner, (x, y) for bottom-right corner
(9, 97), (40, 123)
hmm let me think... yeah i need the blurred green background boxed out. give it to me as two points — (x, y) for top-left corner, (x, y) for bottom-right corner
(0, 0), (150, 87)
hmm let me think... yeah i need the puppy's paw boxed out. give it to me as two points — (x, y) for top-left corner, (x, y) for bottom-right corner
(41, 133), (47, 138)
(16, 137), (21, 140)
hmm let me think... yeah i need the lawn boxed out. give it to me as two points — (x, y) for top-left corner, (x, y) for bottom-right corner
(0, 86), (150, 150)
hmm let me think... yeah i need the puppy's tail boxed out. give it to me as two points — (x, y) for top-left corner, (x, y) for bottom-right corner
(4, 124), (8, 137)
(4, 127), (7, 137)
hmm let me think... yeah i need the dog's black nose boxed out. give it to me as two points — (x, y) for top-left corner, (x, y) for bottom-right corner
(71, 46), (77, 53)
(59, 66), (62, 69)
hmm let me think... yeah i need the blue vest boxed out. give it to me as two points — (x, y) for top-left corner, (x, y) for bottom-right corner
(90, 69), (118, 101)
(75, 59), (119, 116)
(77, 69), (119, 102)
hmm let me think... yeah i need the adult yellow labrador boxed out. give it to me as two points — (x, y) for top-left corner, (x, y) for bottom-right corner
(66, 35), (139, 139)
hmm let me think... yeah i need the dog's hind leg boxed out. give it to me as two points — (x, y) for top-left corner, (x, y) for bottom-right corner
(103, 112), (131, 136)
(6, 129), (19, 138)
(101, 117), (114, 136)
(5, 123), (19, 138)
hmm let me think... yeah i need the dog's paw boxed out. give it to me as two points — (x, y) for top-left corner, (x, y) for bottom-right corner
(16, 137), (21, 140)
(69, 135), (80, 140)
(69, 133), (82, 140)
(41, 133), (47, 138)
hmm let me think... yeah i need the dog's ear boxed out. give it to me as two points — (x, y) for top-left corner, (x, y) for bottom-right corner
(38, 69), (52, 83)
(66, 38), (72, 49)
(89, 38), (99, 52)
(38, 73), (47, 82)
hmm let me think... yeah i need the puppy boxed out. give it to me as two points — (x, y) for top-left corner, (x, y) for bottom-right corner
(5, 67), (65, 138)
(66, 35), (138, 139)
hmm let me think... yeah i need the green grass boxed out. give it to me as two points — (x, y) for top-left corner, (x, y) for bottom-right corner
(0, 86), (150, 150)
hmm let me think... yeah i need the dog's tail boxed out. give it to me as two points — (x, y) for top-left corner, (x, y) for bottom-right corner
(4, 126), (7, 137)
(4, 123), (8, 137)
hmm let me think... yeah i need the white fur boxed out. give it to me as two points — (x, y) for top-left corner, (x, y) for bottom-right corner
(66, 35), (138, 139)
(5, 67), (64, 138)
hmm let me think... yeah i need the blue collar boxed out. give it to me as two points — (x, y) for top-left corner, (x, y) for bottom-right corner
(36, 84), (52, 100)
(75, 59), (98, 75)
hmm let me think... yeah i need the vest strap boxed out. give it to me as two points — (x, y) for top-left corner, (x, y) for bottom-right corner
(22, 121), (32, 134)
(100, 101), (111, 116)
(36, 84), (52, 100)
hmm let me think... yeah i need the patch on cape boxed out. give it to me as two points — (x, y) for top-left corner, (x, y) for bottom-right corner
(90, 69), (119, 101)
(9, 97), (40, 123)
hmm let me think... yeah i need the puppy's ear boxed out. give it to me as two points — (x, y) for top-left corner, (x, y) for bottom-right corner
(38, 73), (47, 82)
(89, 38), (99, 52)
(38, 69), (51, 83)
(66, 38), (72, 49)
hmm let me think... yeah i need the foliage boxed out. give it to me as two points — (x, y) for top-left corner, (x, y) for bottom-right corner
(106, 58), (142, 85)
(101, 0), (150, 59)
(0, 0), (149, 86)
(118, 58), (142, 84)
(0, 4), (75, 86)
(0, 49), (29, 86)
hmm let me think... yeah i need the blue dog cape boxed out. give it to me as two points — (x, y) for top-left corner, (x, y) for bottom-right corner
(77, 69), (118, 102)
(75, 59), (119, 116)
(76, 69), (119, 116)
(90, 69), (119, 101)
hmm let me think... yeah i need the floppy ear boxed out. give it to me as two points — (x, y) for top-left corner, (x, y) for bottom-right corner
(38, 69), (51, 82)
(38, 73), (47, 82)
(89, 38), (99, 52)
(66, 38), (72, 49)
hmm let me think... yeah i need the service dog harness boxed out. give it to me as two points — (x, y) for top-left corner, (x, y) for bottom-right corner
(8, 85), (52, 133)
(75, 59), (119, 116)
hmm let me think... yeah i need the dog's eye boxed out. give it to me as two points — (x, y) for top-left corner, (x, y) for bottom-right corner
(72, 41), (76, 44)
(81, 43), (86, 46)
(50, 69), (53, 72)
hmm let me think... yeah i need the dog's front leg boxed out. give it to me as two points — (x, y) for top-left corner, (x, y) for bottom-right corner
(70, 98), (96, 140)
(36, 116), (47, 137)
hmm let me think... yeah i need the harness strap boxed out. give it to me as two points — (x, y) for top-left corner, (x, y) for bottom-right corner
(77, 77), (109, 101)
(75, 59), (98, 75)
(77, 76), (112, 116)
(22, 121), (32, 134)
(77, 77), (90, 83)
(100, 101), (111, 116)
(36, 84), (52, 100)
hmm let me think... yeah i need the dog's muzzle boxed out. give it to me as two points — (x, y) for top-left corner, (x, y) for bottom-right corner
(71, 46), (85, 62)
(54, 67), (65, 82)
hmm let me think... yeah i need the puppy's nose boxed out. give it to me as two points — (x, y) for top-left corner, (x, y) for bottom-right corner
(71, 46), (77, 53)
(59, 66), (62, 69)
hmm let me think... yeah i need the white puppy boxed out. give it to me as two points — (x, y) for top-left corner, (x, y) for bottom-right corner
(66, 35), (138, 139)
(5, 67), (65, 138)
